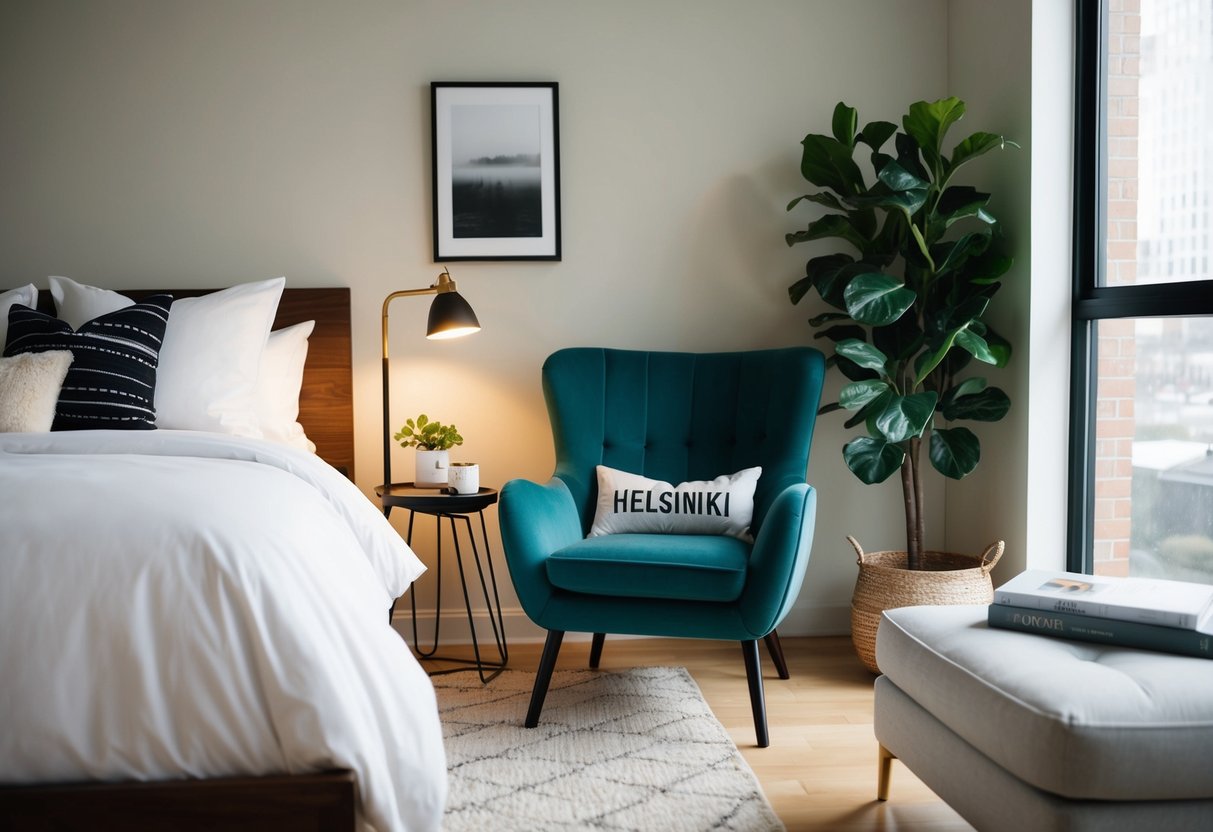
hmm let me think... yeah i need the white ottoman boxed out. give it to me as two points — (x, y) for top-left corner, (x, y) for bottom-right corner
(874, 604), (1213, 832)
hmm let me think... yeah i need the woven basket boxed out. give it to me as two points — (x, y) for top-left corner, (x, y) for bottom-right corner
(849, 535), (1004, 673)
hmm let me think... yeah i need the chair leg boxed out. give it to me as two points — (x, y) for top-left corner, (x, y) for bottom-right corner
(764, 629), (790, 680)
(741, 639), (769, 748)
(589, 632), (605, 669)
(877, 744), (895, 800)
(525, 629), (565, 728)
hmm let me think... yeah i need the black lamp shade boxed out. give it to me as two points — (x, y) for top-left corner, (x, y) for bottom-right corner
(426, 290), (481, 339)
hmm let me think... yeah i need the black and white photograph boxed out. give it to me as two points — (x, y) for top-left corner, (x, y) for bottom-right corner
(431, 82), (560, 261)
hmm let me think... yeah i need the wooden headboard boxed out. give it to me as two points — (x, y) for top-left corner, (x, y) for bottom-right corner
(36, 287), (355, 478)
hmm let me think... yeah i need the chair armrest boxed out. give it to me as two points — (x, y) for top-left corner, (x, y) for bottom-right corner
(498, 477), (583, 620)
(739, 483), (818, 637)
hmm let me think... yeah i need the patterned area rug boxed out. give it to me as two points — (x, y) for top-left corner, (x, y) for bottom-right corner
(433, 666), (784, 832)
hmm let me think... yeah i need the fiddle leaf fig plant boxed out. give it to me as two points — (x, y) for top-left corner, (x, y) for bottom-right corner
(394, 413), (463, 451)
(786, 97), (1018, 568)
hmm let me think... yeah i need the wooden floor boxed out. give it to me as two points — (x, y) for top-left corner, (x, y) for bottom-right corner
(421, 635), (975, 832)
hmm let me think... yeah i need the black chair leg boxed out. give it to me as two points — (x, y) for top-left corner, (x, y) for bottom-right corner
(525, 629), (565, 728)
(764, 629), (790, 680)
(588, 632), (605, 668)
(742, 639), (770, 748)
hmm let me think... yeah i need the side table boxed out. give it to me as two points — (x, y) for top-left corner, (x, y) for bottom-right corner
(376, 482), (508, 682)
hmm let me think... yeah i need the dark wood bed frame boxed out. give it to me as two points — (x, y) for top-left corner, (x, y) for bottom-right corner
(3, 288), (360, 831)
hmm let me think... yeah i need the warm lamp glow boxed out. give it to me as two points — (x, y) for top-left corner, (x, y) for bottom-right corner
(381, 269), (481, 493)
(427, 325), (480, 340)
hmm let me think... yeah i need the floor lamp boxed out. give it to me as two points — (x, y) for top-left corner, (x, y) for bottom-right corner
(380, 268), (480, 505)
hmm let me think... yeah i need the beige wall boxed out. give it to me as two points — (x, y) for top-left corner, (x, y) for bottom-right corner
(2, 0), (1044, 641)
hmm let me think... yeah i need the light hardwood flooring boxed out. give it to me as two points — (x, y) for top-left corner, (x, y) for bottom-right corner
(420, 635), (975, 832)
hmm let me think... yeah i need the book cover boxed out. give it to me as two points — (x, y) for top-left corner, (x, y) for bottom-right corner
(988, 603), (1213, 660)
(992, 569), (1213, 632)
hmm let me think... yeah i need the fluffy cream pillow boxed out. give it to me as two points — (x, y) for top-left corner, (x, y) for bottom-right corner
(0, 350), (73, 432)
(588, 465), (763, 541)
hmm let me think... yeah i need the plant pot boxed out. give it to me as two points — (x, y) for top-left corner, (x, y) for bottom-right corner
(848, 535), (1004, 674)
(415, 449), (449, 488)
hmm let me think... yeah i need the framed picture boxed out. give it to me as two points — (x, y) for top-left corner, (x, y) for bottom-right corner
(431, 82), (561, 261)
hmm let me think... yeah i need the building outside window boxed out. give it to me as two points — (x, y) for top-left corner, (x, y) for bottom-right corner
(1074, 0), (1213, 584)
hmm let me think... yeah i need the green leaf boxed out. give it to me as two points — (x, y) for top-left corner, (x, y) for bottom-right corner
(983, 326), (1013, 367)
(832, 102), (858, 148)
(947, 131), (1017, 177)
(800, 134), (864, 196)
(913, 329), (962, 386)
(807, 311), (850, 327)
(876, 159), (930, 193)
(844, 273), (916, 326)
(835, 354), (881, 382)
(858, 121), (898, 152)
(845, 396), (885, 429)
(929, 427), (981, 479)
(941, 385), (1011, 422)
(834, 338), (890, 373)
(874, 391), (939, 443)
(802, 253), (859, 308)
(844, 436), (906, 484)
(840, 380), (891, 410)
(934, 231), (991, 276)
(814, 324), (868, 343)
(842, 186), (928, 217)
(943, 376), (987, 402)
(895, 132), (931, 182)
(908, 223), (934, 269)
(902, 97), (966, 173)
(934, 186), (993, 229)
(955, 329), (998, 364)
(785, 213), (869, 254)
(787, 192), (845, 212)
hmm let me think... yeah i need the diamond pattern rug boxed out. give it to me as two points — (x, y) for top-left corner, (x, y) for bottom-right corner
(433, 666), (784, 832)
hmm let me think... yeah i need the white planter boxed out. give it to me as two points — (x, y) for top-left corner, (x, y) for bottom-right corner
(415, 449), (449, 488)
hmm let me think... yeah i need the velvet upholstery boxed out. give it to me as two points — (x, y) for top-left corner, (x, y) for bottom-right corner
(499, 348), (825, 745)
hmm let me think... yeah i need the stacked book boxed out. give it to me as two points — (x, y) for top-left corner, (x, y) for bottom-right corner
(988, 569), (1213, 659)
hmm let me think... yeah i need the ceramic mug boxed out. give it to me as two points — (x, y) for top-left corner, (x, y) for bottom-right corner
(448, 462), (480, 495)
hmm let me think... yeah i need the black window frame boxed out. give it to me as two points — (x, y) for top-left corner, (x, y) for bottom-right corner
(1068, 0), (1213, 572)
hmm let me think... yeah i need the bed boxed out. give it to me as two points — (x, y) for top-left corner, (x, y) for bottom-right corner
(0, 284), (446, 831)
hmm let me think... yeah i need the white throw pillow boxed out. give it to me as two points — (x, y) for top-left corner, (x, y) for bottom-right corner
(0, 350), (73, 432)
(48, 275), (286, 437)
(257, 320), (316, 452)
(588, 465), (763, 541)
(0, 284), (38, 350)
(48, 277), (128, 329)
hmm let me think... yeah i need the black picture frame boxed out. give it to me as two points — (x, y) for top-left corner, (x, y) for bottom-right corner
(431, 82), (561, 262)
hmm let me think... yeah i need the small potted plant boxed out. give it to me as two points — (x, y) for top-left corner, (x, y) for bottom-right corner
(785, 97), (1017, 671)
(394, 414), (464, 488)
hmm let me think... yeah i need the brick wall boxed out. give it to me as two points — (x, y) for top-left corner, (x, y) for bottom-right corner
(1093, 0), (1140, 578)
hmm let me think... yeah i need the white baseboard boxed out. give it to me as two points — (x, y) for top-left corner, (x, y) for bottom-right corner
(391, 604), (853, 645)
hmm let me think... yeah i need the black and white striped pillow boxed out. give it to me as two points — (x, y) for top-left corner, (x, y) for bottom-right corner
(3, 296), (173, 430)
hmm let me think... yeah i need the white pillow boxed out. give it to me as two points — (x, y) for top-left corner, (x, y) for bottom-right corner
(48, 277), (128, 329)
(48, 275), (286, 437)
(0, 284), (38, 350)
(258, 320), (316, 453)
(588, 465), (763, 541)
(0, 350), (73, 432)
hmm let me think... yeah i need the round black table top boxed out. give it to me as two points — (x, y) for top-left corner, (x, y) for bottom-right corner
(375, 482), (498, 513)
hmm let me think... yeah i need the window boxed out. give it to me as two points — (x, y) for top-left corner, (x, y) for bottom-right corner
(1071, 0), (1213, 583)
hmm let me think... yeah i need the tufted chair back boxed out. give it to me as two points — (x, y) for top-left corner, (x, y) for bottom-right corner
(541, 347), (826, 538)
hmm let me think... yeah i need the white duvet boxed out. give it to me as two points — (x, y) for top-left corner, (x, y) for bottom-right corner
(0, 431), (447, 832)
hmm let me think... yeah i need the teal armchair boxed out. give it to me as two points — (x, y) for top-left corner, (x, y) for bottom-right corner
(499, 347), (825, 746)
